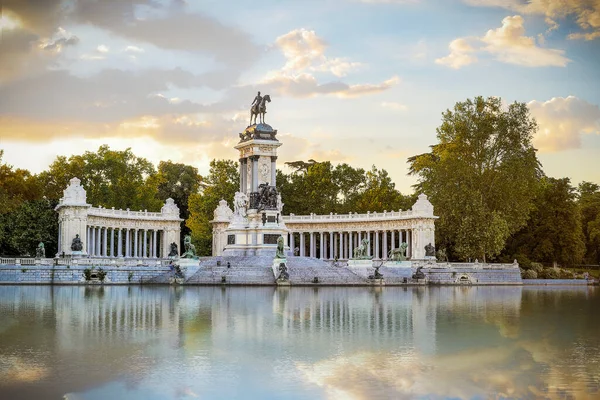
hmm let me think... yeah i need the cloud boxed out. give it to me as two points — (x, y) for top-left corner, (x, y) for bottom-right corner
(464, 0), (600, 40)
(436, 15), (570, 69)
(528, 96), (600, 152)
(275, 29), (361, 77)
(124, 45), (144, 53)
(435, 38), (478, 69)
(381, 101), (408, 111)
(96, 45), (109, 53)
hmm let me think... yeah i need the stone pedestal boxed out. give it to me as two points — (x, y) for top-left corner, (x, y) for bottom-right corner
(347, 259), (374, 279)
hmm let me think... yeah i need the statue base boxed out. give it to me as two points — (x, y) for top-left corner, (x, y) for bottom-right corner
(222, 209), (289, 257)
(347, 259), (374, 279)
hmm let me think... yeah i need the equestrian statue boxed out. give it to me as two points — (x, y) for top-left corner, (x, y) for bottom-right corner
(250, 91), (271, 125)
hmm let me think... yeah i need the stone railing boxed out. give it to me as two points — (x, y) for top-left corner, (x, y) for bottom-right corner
(283, 210), (418, 223)
(1, 257), (174, 267)
(88, 207), (178, 220)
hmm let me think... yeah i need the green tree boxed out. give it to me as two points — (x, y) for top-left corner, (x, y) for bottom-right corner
(187, 160), (238, 255)
(408, 96), (541, 261)
(579, 181), (600, 264)
(3, 198), (59, 256)
(154, 161), (202, 240)
(38, 145), (162, 211)
(503, 177), (586, 266)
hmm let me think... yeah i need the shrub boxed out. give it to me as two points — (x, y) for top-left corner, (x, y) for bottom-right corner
(529, 262), (543, 273)
(539, 267), (560, 279)
(97, 268), (107, 282)
(83, 268), (92, 281)
(515, 254), (532, 269)
(559, 269), (574, 279)
(522, 269), (538, 279)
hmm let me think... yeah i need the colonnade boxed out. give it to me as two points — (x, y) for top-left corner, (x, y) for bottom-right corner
(85, 226), (165, 258)
(288, 229), (412, 260)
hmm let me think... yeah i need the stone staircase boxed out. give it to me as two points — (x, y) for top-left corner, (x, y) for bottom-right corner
(286, 257), (368, 285)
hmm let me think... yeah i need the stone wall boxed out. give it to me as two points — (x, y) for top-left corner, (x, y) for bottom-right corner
(0, 265), (172, 284)
(414, 261), (523, 285)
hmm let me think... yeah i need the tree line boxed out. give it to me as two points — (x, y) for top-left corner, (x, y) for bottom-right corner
(1, 96), (599, 267)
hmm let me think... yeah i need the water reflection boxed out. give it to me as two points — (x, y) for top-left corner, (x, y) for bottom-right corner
(0, 285), (598, 399)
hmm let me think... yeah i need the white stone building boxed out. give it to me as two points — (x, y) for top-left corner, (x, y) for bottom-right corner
(55, 178), (182, 258)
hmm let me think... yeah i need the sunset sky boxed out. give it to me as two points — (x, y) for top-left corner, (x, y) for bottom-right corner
(1, 0), (599, 193)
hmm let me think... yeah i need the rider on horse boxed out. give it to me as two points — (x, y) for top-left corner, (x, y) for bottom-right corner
(251, 91), (262, 115)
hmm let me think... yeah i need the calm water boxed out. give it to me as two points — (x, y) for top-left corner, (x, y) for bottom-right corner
(0, 285), (599, 400)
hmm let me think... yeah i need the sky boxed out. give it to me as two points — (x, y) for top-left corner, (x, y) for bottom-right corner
(1, 0), (599, 193)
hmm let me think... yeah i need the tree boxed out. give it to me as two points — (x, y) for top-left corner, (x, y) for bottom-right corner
(503, 177), (586, 266)
(154, 161), (202, 240)
(2, 198), (59, 256)
(187, 160), (238, 255)
(579, 181), (600, 264)
(37, 145), (162, 211)
(408, 96), (542, 261)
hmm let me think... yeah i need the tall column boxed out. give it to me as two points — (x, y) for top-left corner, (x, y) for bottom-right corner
(251, 156), (259, 192)
(290, 232), (295, 256)
(320, 233), (324, 259)
(329, 232), (334, 260)
(90, 227), (95, 256)
(143, 229), (148, 258)
(299, 233), (305, 257)
(349, 231), (353, 259)
(339, 232), (343, 259)
(383, 230), (388, 260)
(391, 230), (396, 250)
(152, 230), (157, 258)
(239, 158), (244, 192)
(358, 231), (362, 244)
(407, 230), (411, 258)
(125, 229), (129, 257)
(134, 229), (139, 258)
(271, 156), (277, 186)
(117, 228), (123, 257)
(367, 231), (371, 257)
(96, 227), (101, 256)
(375, 231), (380, 260)
(310, 232), (315, 258)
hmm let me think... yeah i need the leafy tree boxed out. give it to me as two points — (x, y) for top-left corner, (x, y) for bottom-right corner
(352, 166), (413, 213)
(503, 177), (585, 266)
(154, 161), (202, 240)
(408, 96), (542, 261)
(187, 160), (238, 255)
(2, 198), (59, 256)
(38, 145), (162, 211)
(579, 181), (600, 264)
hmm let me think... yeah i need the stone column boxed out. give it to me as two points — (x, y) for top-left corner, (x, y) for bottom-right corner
(239, 158), (244, 192)
(358, 231), (362, 244)
(251, 156), (259, 192)
(110, 228), (114, 257)
(89, 226), (94, 256)
(329, 232), (334, 260)
(310, 232), (315, 258)
(383, 230), (388, 260)
(143, 229), (148, 258)
(271, 156), (277, 186)
(367, 231), (371, 257)
(299, 233), (305, 257)
(391, 230), (396, 250)
(320, 233), (324, 259)
(339, 232), (343, 259)
(374, 231), (379, 259)
(349, 231), (353, 259)
(117, 228), (122, 257)
(152, 230), (157, 258)
(96, 227), (101, 256)
(407, 230), (411, 258)
(290, 232), (295, 256)
(134, 229), (139, 258)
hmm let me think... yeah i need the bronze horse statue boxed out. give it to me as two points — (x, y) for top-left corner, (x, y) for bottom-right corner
(250, 94), (271, 125)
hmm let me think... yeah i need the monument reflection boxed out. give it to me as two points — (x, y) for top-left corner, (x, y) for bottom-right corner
(0, 286), (598, 399)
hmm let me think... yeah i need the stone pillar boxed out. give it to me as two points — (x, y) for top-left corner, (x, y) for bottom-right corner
(143, 229), (148, 258)
(110, 228), (114, 257)
(367, 231), (371, 257)
(299, 233), (305, 257)
(239, 158), (244, 192)
(329, 232), (334, 260)
(374, 231), (379, 260)
(383, 230), (388, 260)
(349, 231), (353, 259)
(117, 228), (122, 257)
(251, 156), (259, 192)
(339, 232), (343, 259)
(271, 156), (277, 186)
(134, 229), (139, 258)
(320, 233), (324, 259)
(358, 231), (362, 244)
(152, 230), (157, 258)
(96, 227), (101, 256)
(407, 230), (412, 258)
(290, 232), (295, 256)
(310, 232), (315, 258)
(391, 230), (396, 250)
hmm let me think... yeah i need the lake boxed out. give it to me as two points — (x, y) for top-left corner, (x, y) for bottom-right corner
(0, 285), (598, 399)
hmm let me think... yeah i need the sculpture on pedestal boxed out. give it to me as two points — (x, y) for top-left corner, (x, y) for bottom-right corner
(412, 266), (426, 280)
(250, 92), (271, 125)
(275, 236), (286, 259)
(255, 183), (278, 211)
(388, 242), (408, 261)
(352, 238), (371, 259)
(181, 235), (198, 259)
(276, 262), (289, 282)
(71, 234), (83, 251)
(368, 266), (383, 280)
(35, 242), (45, 259)
(425, 243), (436, 257)
(168, 242), (179, 257)
(233, 192), (248, 219)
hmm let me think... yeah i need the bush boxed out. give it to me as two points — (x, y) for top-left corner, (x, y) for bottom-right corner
(529, 262), (543, 273)
(83, 268), (92, 281)
(559, 269), (574, 279)
(515, 254), (532, 269)
(539, 267), (560, 279)
(97, 268), (107, 282)
(522, 269), (538, 279)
